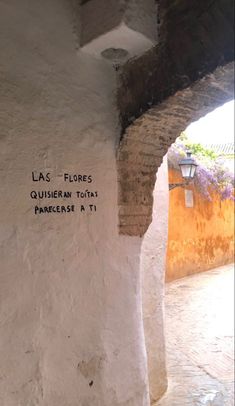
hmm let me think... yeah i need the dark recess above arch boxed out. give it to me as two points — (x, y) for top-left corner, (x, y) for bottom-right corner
(81, 0), (91, 4)
(117, 0), (234, 133)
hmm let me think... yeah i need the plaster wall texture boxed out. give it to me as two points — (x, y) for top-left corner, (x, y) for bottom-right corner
(141, 156), (169, 403)
(80, 0), (157, 58)
(0, 1), (150, 405)
(166, 169), (235, 281)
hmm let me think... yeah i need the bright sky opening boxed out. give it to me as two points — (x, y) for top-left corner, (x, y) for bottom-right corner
(186, 100), (234, 145)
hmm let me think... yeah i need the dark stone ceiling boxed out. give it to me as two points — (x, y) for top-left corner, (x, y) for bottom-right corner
(117, 0), (234, 132)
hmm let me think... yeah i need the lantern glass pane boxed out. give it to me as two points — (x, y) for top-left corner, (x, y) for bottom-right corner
(190, 165), (197, 178)
(180, 164), (192, 179)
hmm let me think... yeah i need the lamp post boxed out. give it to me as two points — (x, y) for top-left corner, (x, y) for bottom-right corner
(169, 151), (198, 191)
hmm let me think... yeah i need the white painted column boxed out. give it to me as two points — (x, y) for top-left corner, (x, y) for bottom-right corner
(141, 156), (169, 402)
(0, 1), (149, 405)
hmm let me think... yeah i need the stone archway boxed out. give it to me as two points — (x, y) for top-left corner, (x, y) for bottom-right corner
(115, 3), (234, 396)
(117, 60), (234, 402)
(117, 61), (234, 236)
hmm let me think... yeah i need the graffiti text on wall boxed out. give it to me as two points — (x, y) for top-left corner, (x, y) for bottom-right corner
(31, 172), (98, 215)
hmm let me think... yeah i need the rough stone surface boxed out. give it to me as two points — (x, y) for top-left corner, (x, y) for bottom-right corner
(117, 62), (234, 236)
(116, 0), (234, 236)
(117, 0), (234, 130)
(155, 264), (234, 406)
(141, 156), (169, 402)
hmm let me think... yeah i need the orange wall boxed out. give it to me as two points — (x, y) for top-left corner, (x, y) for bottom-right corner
(166, 168), (234, 282)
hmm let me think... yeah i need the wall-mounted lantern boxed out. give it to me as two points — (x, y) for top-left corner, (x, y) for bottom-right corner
(169, 151), (198, 191)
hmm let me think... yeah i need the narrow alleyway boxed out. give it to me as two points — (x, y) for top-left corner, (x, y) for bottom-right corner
(156, 264), (234, 406)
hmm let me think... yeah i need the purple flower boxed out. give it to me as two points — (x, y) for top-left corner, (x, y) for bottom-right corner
(168, 139), (234, 201)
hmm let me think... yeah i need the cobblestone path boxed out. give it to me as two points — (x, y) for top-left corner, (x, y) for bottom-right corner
(156, 264), (234, 406)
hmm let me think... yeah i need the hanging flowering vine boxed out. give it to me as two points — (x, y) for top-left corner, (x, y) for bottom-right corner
(168, 134), (234, 201)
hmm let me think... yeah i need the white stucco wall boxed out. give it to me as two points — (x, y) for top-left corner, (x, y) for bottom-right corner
(141, 156), (169, 403)
(0, 1), (150, 405)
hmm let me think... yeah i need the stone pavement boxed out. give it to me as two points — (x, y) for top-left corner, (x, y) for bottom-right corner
(155, 264), (234, 406)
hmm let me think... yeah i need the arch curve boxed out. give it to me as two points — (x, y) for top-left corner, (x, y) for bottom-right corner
(117, 61), (234, 236)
